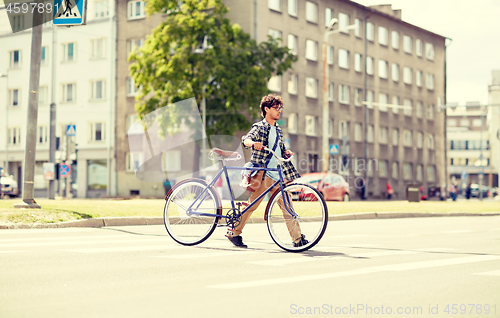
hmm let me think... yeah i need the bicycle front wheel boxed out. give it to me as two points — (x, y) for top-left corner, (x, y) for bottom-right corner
(164, 179), (222, 246)
(266, 183), (328, 252)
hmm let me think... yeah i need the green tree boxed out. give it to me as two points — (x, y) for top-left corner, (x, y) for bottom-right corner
(129, 0), (296, 173)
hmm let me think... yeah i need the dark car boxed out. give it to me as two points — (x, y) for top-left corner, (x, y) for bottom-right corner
(294, 172), (350, 201)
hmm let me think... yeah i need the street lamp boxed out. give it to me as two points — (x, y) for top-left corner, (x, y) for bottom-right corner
(322, 19), (357, 173)
(0, 74), (8, 176)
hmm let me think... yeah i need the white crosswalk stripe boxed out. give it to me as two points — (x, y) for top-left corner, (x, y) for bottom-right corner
(473, 269), (500, 276)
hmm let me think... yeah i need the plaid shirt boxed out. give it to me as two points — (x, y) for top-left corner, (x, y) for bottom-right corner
(242, 119), (300, 183)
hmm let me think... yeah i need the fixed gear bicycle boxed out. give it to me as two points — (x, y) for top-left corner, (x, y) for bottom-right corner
(163, 146), (328, 252)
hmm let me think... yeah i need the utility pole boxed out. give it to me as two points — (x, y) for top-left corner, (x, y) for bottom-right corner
(48, 23), (57, 199)
(14, 0), (44, 209)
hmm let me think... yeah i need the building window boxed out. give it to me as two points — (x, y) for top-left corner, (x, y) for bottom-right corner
(338, 12), (350, 33)
(305, 1), (318, 23)
(305, 115), (317, 136)
(9, 89), (20, 107)
(127, 38), (145, 57)
(62, 83), (76, 102)
(354, 88), (362, 106)
(472, 119), (482, 127)
(366, 22), (374, 41)
(127, 114), (144, 135)
(41, 46), (47, 65)
(379, 161), (388, 177)
(37, 86), (48, 106)
(460, 119), (469, 127)
(392, 162), (399, 179)
(328, 118), (334, 137)
(378, 59), (388, 79)
(9, 50), (21, 68)
(416, 101), (423, 118)
(380, 127), (388, 144)
(416, 132), (423, 148)
(288, 34), (298, 55)
(354, 123), (363, 141)
(416, 70), (423, 87)
(338, 120), (348, 139)
(391, 31), (399, 49)
(426, 165), (435, 182)
(327, 46), (334, 65)
(427, 104), (434, 120)
(268, 29), (283, 44)
(12, 15), (24, 32)
(8, 127), (21, 146)
(367, 125), (374, 143)
(427, 134), (435, 150)
(378, 26), (388, 46)
(403, 35), (412, 53)
(366, 56), (374, 75)
(403, 163), (412, 180)
(403, 67), (412, 84)
(416, 39), (423, 57)
(163, 150), (182, 172)
(305, 39), (318, 61)
(378, 93), (388, 112)
(288, 0), (297, 16)
(324, 8), (332, 26)
(403, 99), (412, 116)
(403, 130), (412, 147)
(91, 80), (106, 100)
(127, 0), (146, 19)
(354, 53), (361, 72)
(288, 113), (298, 133)
(305, 77), (318, 98)
(392, 128), (399, 145)
(355, 18), (361, 37)
(426, 73), (435, 90)
(425, 43), (435, 60)
(95, 0), (109, 17)
(268, 75), (282, 92)
(288, 74), (298, 95)
(38, 126), (48, 145)
(127, 77), (140, 96)
(328, 83), (334, 101)
(90, 122), (105, 141)
(338, 84), (349, 104)
(391, 63), (399, 82)
(63, 43), (76, 62)
(416, 165), (423, 181)
(338, 49), (349, 69)
(90, 38), (106, 59)
(392, 96), (399, 114)
(127, 152), (144, 172)
(366, 90), (374, 108)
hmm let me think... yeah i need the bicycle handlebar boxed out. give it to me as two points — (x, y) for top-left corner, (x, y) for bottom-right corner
(263, 146), (294, 163)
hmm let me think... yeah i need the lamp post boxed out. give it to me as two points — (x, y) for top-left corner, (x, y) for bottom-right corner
(0, 74), (7, 177)
(322, 19), (357, 173)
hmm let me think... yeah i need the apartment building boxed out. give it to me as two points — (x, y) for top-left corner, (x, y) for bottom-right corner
(0, 4), (115, 198)
(222, 0), (446, 198)
(487, 70), (500, 188)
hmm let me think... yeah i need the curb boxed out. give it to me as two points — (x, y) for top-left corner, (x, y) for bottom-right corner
(1, 212), (500, 229)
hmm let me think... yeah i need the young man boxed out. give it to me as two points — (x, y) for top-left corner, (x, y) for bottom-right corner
(226, 94), (308, 248)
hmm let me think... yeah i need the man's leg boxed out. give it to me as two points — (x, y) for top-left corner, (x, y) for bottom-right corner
(273, 186), (302, 242)
(229, 176), (274, 237)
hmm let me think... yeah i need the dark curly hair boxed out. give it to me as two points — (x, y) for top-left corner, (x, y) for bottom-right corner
(260, 94), (284, 118)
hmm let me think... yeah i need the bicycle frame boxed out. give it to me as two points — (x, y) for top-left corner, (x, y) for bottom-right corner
(183, 159), (298, 220)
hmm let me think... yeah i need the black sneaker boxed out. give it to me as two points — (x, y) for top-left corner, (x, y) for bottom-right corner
(293, 234), (309, 247)
(227, 235), (248, 248)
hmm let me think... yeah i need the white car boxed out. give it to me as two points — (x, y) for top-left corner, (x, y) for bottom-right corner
(1, 176), (20, 198)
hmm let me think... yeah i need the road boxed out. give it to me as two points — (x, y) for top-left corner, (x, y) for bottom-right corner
(0, 217), (499, 318)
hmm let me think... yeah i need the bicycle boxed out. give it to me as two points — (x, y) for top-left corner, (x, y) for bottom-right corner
(163, 146), (328, 252)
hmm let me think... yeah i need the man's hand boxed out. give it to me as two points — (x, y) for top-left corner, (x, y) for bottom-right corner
(252, 142), (264, 150)
(285, 150), (293, 158)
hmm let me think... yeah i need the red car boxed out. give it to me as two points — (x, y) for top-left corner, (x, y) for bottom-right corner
(294, 172), (350, 201)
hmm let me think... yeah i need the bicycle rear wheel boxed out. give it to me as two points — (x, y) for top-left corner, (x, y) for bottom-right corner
(164, 179), (222, 246)
(266, 183), (328, 252)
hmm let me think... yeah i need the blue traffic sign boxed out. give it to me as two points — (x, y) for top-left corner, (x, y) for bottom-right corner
(53, 0), (87, 26)
(66, 125), (76, 136)
(329, 144), (339, 155)
(60, 163), (71, 178)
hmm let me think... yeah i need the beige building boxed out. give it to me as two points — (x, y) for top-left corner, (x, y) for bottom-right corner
(115, 0), (447, 199)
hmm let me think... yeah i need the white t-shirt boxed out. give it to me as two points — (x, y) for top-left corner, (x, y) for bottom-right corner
(266, 125), (282, 181)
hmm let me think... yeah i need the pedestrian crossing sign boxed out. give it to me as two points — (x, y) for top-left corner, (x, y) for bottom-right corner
(66, 125), (76, 136)
(53, 0), (87, 26)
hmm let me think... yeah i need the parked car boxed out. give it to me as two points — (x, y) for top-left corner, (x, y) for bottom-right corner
(0, 176), (20, 198)
(293, 172), (350, 201)
(469, 184), (490, 198)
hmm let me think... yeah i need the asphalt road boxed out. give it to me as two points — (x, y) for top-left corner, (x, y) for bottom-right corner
(0, 217), (499, 318)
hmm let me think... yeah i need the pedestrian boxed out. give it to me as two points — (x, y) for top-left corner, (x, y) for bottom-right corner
(360, 177), (366, 200)
(449, 182), (457, 201)
(386, 181), (393, 200)
(465, 182), (471, 200)
(227, 94), (306, 248)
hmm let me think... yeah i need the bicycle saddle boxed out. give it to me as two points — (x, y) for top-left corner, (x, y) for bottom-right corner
(211, 148), (241, 159)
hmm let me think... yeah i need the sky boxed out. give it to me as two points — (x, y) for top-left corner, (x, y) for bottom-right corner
(354, 0), (500, 106)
